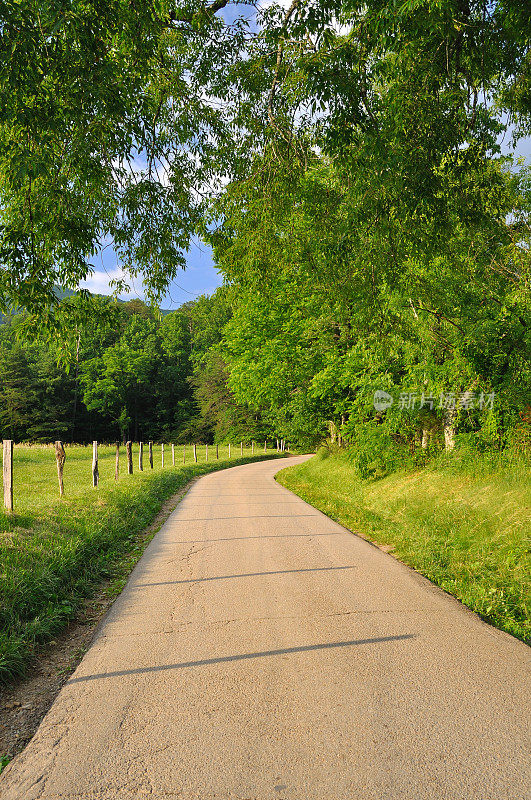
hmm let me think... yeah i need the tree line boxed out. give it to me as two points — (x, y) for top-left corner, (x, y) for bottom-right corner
(0, 292), (267, 445)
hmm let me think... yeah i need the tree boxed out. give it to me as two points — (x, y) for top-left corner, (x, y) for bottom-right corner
(81, 315), (163, 440)
(1, 0), (528, 319)
(0, 0), (244, 314)
(210, 136), (529, 452)
(0, 329), (37, 440)
(157, 310), (195, 438)
(179, 289), (267, 442)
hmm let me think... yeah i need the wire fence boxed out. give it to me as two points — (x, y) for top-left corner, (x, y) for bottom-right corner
(1, 439), (288, 513)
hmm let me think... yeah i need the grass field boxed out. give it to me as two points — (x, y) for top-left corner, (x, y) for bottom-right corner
(0, 443), (280, 682)
(276, 450), (530, 642)
(0, 442), (262, 518)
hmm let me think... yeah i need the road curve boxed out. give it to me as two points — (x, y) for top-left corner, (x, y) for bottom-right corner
(1, 456), (529, 799)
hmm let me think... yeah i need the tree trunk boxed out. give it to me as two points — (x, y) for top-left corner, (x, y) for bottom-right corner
(126, 441), (133, 474)
(55, 441), (66, 497)
(444, 408), (457, 452)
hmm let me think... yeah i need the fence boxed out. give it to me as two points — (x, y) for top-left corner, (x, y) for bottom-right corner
(1, 438), (288, 512)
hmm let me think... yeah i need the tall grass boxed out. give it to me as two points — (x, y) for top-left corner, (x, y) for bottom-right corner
(0, 444), (279, 682)
(276, 450), (530, 642)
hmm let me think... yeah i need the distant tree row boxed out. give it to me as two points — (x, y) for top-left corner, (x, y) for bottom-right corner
(0, 292), (269, 445)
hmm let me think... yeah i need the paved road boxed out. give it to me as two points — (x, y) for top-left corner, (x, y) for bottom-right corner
(1, 456), (529, 799)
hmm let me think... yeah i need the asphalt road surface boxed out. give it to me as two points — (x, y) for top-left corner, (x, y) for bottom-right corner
(1, 456), (529, 799)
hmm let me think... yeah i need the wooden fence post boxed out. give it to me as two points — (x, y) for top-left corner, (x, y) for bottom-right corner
(55, 440), (66, 497)
(172, 443), (175, 466)
(139, 441), (143, 471)
(216, 443), (219, 459)
(162, 443), (165, 468)
(193, 443), (197, 463)
(3, 439), (13, 513)
(205, 444), (208, 461)
(115, 442), (120, 480)
(92, 441), (99, 487)
(126, 440), (133, 474)
(149, 441), (153, 469)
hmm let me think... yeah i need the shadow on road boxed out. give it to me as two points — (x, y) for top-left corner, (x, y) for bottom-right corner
(173, 514), (321, 521)
(134, 564), (358, 588)
(67, 635), (416, 685)
(171, 532), (346, 544)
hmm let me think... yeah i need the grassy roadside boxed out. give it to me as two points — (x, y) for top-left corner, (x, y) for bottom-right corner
(0, 452), (284, 683)
(276, 451), (530, 642)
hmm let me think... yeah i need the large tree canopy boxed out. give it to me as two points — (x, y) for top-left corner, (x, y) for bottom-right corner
(0, 0), (247, 313)
(0, 0), (529, 460)
(1, 0), (529, 315)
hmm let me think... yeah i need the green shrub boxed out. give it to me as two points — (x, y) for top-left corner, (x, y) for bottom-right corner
(345, 422), (416, 479)
(314, 446), (331, 461)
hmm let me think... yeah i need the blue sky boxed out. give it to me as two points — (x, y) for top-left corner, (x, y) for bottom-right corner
(81, 237), (222, 311)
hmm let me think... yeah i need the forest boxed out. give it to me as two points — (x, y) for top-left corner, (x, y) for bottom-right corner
(0, 0), (529, 467)
(0, 292), (250, 445)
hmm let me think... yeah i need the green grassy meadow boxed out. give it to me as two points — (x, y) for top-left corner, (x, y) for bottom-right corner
(0, 443), (279, 682)
(276, 451), (530, 642)
(0, 443), (262, 516)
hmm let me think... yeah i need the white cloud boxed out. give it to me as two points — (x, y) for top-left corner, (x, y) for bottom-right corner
(257, 0), (293, 10)
(78, 267), (145, 300)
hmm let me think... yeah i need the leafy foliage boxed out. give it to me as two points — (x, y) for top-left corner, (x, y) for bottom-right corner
(1, 0), (530, 458)
(0, 0), (245, 312)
